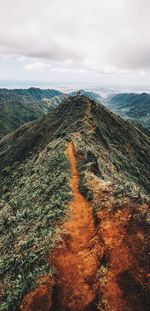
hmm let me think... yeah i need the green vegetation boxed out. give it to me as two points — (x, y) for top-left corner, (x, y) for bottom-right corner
(0, 138), (71, 310)
(0, 93), (46, 139)
(0, 88), (64, 139)
(11, 87), (63, 100)
(0, 96), (88, 310)
(0, 95), (150, 310)
(106, 92), (150, 129)
(72, 97), (150, 199)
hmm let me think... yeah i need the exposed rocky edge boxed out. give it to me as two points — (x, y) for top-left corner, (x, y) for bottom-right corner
(0, 96), (150, 311)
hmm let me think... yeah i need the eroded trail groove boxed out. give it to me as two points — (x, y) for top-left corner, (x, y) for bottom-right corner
(97, 208), (132, 311)
(50, 141), (101, 311)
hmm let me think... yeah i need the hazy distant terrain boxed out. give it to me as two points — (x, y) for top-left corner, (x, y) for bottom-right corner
(9, 87), (63, 100)
(0, 88), (64, 139)
(106, 93), (150, 128)
(70, 90), (150, 129)
(0, 87), (150, 140)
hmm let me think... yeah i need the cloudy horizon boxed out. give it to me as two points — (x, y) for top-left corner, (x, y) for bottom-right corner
(0, 0), (150, 90)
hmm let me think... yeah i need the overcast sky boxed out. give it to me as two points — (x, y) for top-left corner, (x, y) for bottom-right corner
(0, 0), (150, 89)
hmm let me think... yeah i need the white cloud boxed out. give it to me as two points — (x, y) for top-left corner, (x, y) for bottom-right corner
(0, 0), (150, 87)
(24, 62), (50, 72)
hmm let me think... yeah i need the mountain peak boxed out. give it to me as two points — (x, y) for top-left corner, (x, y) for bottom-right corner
(0, 95), (149, 192)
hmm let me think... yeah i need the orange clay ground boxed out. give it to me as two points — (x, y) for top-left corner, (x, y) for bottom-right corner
(49, 141), (102, 310)
(20, 140), (149, 311)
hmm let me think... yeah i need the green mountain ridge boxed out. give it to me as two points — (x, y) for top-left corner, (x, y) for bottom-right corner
(1, 87), (63, 100)
(0, 88), (64, 139)
(106, 92), (150, 128)
(1, 95), (149, 192)
(0, 88), (149, 141)
(0, 96), (150, 310)
(0, 93), (46, 139)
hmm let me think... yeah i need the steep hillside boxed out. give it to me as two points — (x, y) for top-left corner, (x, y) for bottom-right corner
(0, 88), (64, 139)
(0, 96), (150, 311)
(42, 94), (68, 109)
(106, 92), (150, 128)
(0, 92), (48, 139)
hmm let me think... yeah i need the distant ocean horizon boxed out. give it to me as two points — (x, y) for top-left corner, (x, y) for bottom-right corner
(0, 80), (149, 96)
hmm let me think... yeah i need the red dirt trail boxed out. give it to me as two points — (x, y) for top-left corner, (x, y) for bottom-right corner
(20, 140), (101, 311)
(97, 208), (132, 311)
(50, 141), (101, 310)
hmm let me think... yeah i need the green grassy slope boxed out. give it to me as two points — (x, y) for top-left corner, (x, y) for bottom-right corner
(0, 88), (65, 139)
(106, 92), (150, 128)
(0, 93), (48, 139)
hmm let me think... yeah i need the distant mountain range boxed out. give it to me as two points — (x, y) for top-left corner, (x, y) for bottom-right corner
(106, 92), (150, 128)
(0, 88), (102, 139)
(0, 88), (64, 139)
(7, 87), (63, 100)
(0, 88), (150, 140)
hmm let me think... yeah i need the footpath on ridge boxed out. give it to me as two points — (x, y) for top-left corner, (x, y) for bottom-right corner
(20, 133), (149, 311)
(50, 140), (101, 310)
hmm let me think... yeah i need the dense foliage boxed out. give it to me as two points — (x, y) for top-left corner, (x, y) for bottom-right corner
(0, 138), (71, 311)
